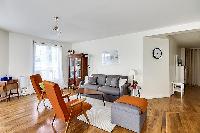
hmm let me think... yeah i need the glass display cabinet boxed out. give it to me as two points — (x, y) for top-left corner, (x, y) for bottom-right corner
(68, 53), (88, 88)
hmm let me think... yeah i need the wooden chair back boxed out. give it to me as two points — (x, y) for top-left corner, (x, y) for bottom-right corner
(30, 74), (43, 99)
(44, 81), (68, 121)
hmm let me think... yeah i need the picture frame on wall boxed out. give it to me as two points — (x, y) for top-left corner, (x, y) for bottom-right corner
(102, 50), (119, 65)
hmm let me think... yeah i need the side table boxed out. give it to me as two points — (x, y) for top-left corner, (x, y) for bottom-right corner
(0, 80), (19, 101)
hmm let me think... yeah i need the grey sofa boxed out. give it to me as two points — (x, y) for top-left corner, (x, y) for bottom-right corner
(80, 74), (130, 101)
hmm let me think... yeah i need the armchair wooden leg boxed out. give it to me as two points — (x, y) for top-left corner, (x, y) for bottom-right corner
(67, 96), (70, 102)
(52, 114), (56, 126)
(37, 100), (41, 110)
(83, 112), (90, 125)
(65, 121), (71, 133)
(43, 99), (47, 108)
(17, 87), (19, 99)
(9, 90), (11, 101)
(5, 91), (8, 102)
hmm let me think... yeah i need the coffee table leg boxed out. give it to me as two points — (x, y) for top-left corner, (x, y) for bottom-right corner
(102, 94), (105, 106)
(77, 93), (79, 99)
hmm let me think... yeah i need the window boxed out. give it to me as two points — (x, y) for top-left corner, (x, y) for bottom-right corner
(33, 43), (64, 86)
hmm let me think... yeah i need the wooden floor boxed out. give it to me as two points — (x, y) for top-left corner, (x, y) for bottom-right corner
(0, 86), (200, 133)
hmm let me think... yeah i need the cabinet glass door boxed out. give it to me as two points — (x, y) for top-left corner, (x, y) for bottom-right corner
(69, 58), (75, 79)
(75, 58), (81, 78)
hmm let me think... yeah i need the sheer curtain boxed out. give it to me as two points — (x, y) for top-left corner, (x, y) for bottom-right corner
(185, 48), (200, 86)
(33, 42), (64, 87)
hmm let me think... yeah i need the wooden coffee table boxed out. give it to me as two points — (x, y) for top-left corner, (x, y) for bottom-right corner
(76, 88), (105, 106)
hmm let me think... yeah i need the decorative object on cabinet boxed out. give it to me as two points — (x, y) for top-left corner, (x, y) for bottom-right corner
(68, 53), (88, 88)
(68, 50), (75, 55)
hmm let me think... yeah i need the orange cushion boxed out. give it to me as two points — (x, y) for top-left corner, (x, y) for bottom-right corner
(65, 99), (92, 120)
(116, 95), (148, 113)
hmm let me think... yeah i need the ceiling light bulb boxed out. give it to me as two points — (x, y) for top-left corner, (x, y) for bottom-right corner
(54, 16), (59, 21)
(53, 25), (59, 31)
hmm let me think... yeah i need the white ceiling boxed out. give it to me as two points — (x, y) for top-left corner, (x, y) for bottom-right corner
(0, 0), (200, 43)
(171, 31), (200, 48)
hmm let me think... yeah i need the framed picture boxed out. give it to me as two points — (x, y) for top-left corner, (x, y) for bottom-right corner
(102, 50), (119, 65)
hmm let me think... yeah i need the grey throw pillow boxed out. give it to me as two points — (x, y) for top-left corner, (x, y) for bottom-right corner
(88, 77), (97, 85)
(105, 77), (112, 86)
(111, 78), (118, 88)
(97, 75), (106, 86)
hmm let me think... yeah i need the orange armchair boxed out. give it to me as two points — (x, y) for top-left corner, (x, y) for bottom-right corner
(30, 74), (70, 110)
(44, 81), (92, 132)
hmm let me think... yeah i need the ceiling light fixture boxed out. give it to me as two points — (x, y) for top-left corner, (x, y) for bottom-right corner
(52, 16), (61, 34)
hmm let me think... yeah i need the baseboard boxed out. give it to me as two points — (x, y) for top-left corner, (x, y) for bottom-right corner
(141, 94), (171, 99)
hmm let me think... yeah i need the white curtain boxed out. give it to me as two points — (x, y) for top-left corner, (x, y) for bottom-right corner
(33, 42), (64, 87)
(185, 49), (200, 86)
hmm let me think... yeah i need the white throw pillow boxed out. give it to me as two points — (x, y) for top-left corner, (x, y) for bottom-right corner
(84, 76), (89, 84)
(119, 78), (127, 88)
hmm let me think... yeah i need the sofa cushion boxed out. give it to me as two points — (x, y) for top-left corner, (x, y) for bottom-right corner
(119, 78), (127, 87)
(105, 77), (112, 86)
(97, 75), (106, 86)
(111, 78), (118, 88)
(107, 75), (121, 79)
(88, 76), (97, 85)
(92, 74), (106, 86)
(106, 75), (121, 88)
(81, 83), (100, 90)
(98, 86), (120, 96)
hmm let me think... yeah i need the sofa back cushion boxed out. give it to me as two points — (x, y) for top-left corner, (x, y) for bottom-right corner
(92, 74), (106, 86)
(111, 78), (118, 88)
(105, 77), (112, 86)
(106, 75), (121, 87)
(88, 76), (97, 85)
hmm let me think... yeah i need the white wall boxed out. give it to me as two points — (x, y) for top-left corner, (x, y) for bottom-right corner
(8, 32), (72, 90)
(180, 48), (185, 66)
(0, 29), (9, 76)
(9, 33), (33, 77)
(143, 37), (170, 98)
(72, 33), (144, 84)
(168, 36), (179, 94)
(62, 42), (72, 87)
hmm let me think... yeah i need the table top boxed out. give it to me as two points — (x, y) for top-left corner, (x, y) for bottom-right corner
(77, 88), (104, 95)
(0, 81), (7, 85)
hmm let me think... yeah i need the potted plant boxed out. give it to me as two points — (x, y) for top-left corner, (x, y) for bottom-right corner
(131, 80), (138, 89)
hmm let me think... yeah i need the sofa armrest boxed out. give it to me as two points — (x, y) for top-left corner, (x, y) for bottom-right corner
(119, 83), (131, 96)
(79, 80), (85, 87)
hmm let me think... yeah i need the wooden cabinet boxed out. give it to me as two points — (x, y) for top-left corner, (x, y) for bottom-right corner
(68, 53), (88, 87)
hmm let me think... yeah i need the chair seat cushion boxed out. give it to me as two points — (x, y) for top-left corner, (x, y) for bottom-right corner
(66, 99), (92, 119)
(81, 83), (100, 90)
(98, 86), (120, 96)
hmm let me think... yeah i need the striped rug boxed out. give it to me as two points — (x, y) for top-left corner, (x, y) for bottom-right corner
(70, 95), (116, 132)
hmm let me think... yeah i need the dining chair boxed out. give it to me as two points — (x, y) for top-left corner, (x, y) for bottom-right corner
(44, 81), (92, 132)
(0, 82), (8, 101)
(30, 74), (70, 110)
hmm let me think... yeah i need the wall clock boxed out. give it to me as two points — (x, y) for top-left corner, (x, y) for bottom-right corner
(153, 48), (162, 59)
